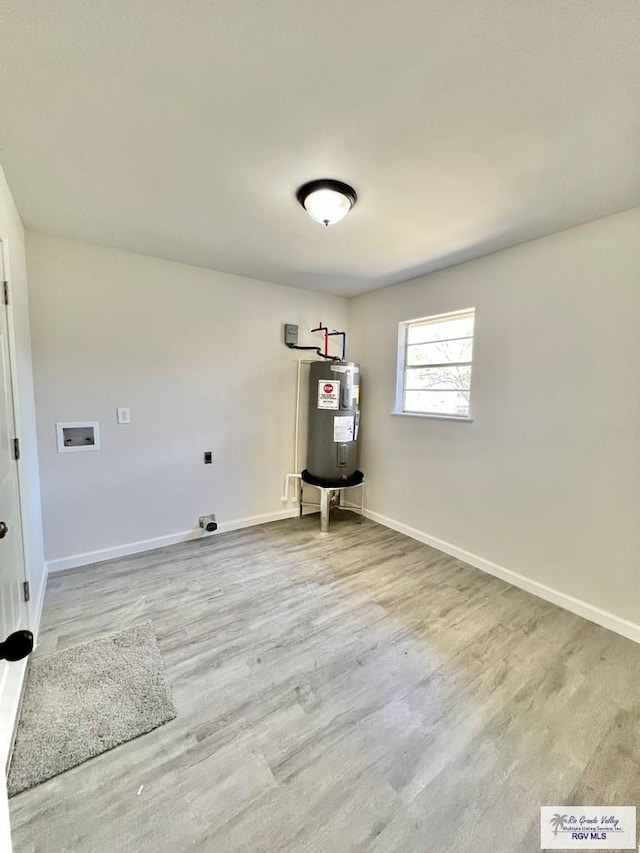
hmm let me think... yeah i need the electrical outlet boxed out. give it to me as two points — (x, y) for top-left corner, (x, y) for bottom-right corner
(117, 407), (131, 425)
(204, 451), (212, 464)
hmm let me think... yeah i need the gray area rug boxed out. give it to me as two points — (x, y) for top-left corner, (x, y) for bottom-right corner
(8, 621), (176, 796)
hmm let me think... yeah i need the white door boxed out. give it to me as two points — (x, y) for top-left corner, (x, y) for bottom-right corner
(0, 246), (28, 853)
(0, 246), (27, 676)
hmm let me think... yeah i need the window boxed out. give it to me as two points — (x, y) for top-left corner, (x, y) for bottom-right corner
(395, 308), (475, 419)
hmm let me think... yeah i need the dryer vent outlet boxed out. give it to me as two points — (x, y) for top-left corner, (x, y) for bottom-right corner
(199, 514), (218, 533)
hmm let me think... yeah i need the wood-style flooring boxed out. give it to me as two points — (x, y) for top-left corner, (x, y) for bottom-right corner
(10, 514), (640, 852)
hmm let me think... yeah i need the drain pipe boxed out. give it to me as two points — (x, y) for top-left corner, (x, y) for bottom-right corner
(281, 358), (314, 503)
(281, 472), (301, 504)
(294, 357), (306, 474)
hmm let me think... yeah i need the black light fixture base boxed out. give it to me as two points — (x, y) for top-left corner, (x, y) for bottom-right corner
(296, 179), (357, 225)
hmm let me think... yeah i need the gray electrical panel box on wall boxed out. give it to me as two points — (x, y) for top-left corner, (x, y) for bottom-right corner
(283, 323), (298, 346)
(305, 361), (361, 484)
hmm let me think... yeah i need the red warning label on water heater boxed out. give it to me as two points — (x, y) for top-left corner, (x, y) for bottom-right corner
(318, 380), (340, 410)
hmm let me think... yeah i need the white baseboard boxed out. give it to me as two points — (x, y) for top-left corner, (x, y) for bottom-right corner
(44, 505), (640, 645)
(0, 774), (11, 853)
(31, 562), (49, 642)
(216, 509), (298, 534)
(0, 656), (28, 774)
(46, 509), (298, 574)
(365, 509), (640, 645)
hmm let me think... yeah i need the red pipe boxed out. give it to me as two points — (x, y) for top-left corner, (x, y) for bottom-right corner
(311, 323), (347, 360)
(310, 322), (329, 356)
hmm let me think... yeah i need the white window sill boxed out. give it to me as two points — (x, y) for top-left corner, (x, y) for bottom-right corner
(390, 411), (473, 422)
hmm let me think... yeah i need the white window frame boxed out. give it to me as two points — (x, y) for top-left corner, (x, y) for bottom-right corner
(393, 308), (475, 421)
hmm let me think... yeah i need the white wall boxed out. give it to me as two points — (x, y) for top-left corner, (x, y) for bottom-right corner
(0, 166), (45, 628)
(349, 208), (640, 628)
(26, 232), (347, 566)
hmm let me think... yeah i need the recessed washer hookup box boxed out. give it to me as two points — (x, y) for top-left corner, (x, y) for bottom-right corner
(56, 421), (100, 453)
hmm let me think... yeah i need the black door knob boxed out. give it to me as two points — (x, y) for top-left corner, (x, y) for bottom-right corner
(0, 521), (8, 539)
(0, 630), (33, 662)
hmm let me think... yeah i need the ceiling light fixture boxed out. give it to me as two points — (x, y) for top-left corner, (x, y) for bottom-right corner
(296, 179), (357, 227)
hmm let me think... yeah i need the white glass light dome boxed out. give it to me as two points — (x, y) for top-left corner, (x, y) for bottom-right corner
(297, 180), (357, 226)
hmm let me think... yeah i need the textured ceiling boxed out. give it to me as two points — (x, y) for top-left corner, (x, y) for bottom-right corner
(0, 0), (639, 296)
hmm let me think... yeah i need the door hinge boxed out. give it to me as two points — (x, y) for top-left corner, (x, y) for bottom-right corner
(13, 438), (20, 460)
(22, 581), (30, 603)
(2, 281), (8, 305)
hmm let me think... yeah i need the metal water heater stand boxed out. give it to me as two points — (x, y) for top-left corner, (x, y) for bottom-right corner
(298, 476), (365, 533)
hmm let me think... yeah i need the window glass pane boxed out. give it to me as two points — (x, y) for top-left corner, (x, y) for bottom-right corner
(407, 315), (474, 345)
(404, 365), (471, 391)
(404, 390), (470, 417)
(406, 338), (473, 366)
(399, 309), (475, 418)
